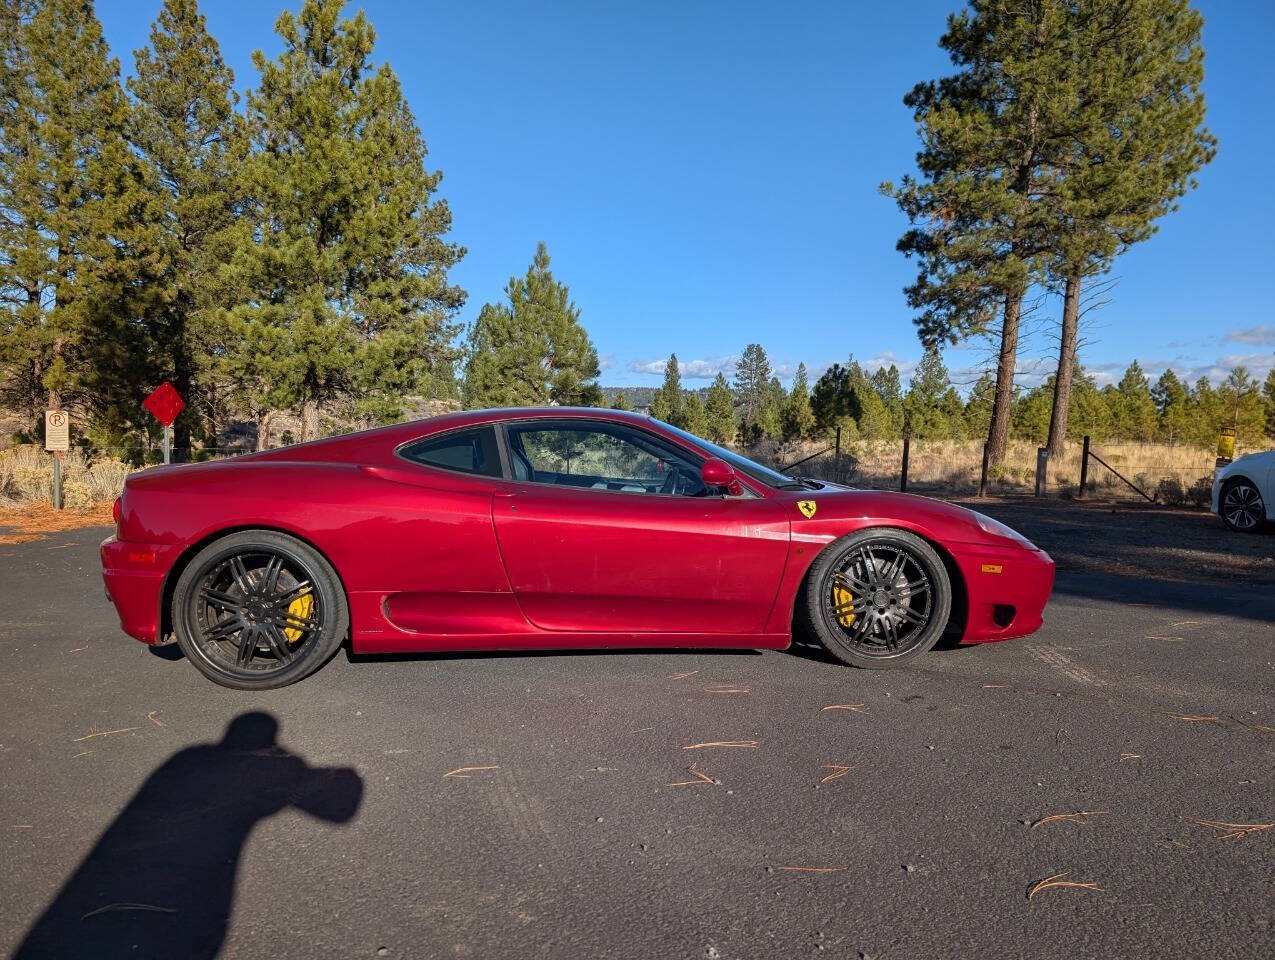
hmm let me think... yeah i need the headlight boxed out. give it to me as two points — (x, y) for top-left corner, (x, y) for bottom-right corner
(971, 510), (1032, 544)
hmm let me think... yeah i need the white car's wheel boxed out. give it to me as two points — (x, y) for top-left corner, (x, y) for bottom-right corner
(1219, 478), (1266, 533)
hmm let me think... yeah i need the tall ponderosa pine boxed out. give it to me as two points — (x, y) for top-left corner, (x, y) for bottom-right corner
(681, 390), (708, 438)
(128, 0), (246, 457)
(649, 353), (683, 426)
(1044, 0), (1214, 459)
(463, 242), (601, 409)
(733, 343), (772, 443)
(231, 0), (464, 442)
(887, 2), (1115, 464)
(904, 347), (954, 439)
(0, 0), (154, 439)
(1263, 370), (1275, 440)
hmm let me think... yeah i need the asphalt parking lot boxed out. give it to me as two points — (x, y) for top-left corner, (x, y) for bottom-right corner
(2, 500), (1272, 959)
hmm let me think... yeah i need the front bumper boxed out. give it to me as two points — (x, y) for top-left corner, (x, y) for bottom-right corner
(950, 542), (1055, 644)
(101, 536), (181, 644)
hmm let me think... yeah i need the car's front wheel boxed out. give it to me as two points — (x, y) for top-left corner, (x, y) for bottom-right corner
(803, 528), (952, 668)
(171, 530), (348, 689)
(1219, 478), (1266, 533)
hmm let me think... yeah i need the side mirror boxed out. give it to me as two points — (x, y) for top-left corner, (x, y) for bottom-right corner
(701, 457), (742, 496)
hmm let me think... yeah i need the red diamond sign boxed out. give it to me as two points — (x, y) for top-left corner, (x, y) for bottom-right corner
(142, 381), (185, 427)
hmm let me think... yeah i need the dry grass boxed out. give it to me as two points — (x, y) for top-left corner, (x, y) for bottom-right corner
(757, 437), (1218, 501)
(0, 445), (131, 508)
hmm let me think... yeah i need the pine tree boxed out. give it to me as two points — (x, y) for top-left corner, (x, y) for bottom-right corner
(463, 243), (600, 409)
(963, 372), (995, 440)
(0, 0), (153, 440)
(811, 362), (861, 437)
(1263, 369), (1275, 441)
(757, 376), (785, 440)
(1110, 362), (1158, 441)
(704, 373), (736, 445)
(232, 0), (465, 441)
(681, 390), (708, 438)
(127, 0), (246, 457)
(782, 362), (815, 440)
(650, 354), (683, 426)
(1217, 367), (1265, 448)
(884, 2), (1064, 464)
(871, 364), (905, 437)
(904, 346), (953, 439)
(733, 344), (771, 443)
(611, 392), (631, 412)
(1044, 0), (1214, 459)
(1152, 369), (1190, 444)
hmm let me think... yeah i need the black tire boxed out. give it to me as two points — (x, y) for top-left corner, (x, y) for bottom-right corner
(1219, 478), (1266, 533)
(171, 530), (348, 690)
(802, 528), (952, 669)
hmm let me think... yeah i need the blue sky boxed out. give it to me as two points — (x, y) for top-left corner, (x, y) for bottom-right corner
(97, 0), (1275, 390)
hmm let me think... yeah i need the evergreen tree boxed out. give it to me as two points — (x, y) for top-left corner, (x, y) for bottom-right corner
(757, 376), (785, 440)
(1110, 361), (1158, 441)
(704, 372), (736, 445)
(963, 372), (995, 441)
(1066, 370), (1111, 443)
(904, 346), (953, 439)
(649, 354), (683, 426)
(733, 344), (771, 443)
(884, 2), (1064, 464)
(1217, 367), (1265, 447)
(1186, 377), (1221, 448)
(782, 362), (815, 441)
(127, 0), (246, 457)
(463, 243), (599, 409)
(1263, 369), (1275, 441)
(232, 0), (464, 440)
(1044, 0), (1214, 459)
(1152, 369), (1190, 444)
(0, 0), (153, 438)
(610, 392), (631, 412)
(870, 364), (905, 436)
(1011, 380), (1053, 444)
(681, 390), (708, 438)
(811, 361), (861, 437)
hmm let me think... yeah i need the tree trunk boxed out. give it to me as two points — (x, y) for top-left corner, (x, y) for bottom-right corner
(255, 410), (273, 452)
(986, 292), (1022, 465)
(1046, 274), (1081, 460)
(301, 399), (319, 442)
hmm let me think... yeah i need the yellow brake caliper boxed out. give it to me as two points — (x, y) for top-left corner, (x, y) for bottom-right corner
(283, 592), (314, 643)
(832, 582), (855, 627)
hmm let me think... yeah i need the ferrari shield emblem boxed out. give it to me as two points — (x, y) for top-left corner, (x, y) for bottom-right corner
(797, 500), (817, 519)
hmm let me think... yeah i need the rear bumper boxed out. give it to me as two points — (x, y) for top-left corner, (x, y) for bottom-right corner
(950, 542), (1055, 644)
(101, 536), (180, 644)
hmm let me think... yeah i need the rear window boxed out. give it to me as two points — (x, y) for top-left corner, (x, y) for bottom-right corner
(400, 427), (500, 477)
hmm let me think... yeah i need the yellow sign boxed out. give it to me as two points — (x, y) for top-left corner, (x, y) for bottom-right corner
(797, 500), (817, 519)
(1217, 429), (1236, 461)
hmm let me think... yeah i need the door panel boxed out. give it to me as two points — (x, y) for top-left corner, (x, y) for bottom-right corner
(492, 486), (790, 634)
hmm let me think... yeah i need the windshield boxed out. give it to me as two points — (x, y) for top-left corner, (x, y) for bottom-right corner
(655, 421), (797, 488)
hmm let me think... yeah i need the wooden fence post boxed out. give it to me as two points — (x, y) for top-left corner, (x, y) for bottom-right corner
(978, 442), (990, 498)
(900, 436), (910, 492)
(1078, 435), (1090, 499)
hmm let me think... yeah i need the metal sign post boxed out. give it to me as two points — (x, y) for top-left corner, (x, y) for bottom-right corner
(142, 381), (184, 464)
(163, 424), (171, 464)
(44, 409), (70, 510)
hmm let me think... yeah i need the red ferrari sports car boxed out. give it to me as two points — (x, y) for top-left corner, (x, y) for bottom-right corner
(101, 408), (1055, 689)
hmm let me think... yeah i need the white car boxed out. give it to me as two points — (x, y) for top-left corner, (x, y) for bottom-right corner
(1212, 451), (1275, 532)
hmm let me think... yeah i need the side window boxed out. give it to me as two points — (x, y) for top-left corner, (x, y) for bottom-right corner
(506, 422), (708, 496)
(400, 427), (501, 478)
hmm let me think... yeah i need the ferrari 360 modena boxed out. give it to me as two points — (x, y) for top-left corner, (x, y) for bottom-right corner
(101, 408), (1055, 689)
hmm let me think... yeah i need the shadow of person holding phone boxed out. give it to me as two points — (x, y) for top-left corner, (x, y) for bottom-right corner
(14, 711), (362, 960)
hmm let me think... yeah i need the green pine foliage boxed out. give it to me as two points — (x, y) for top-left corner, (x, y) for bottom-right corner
(782, 362), (815, 441)
(649, 354), (683, 426)
(703, 372), (737, 445)
(462, 242), (601, 409)
(733, 344), (771, 443)
(680, 390), (708, 438)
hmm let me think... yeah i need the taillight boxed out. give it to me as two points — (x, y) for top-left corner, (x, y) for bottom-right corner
(112, 497), (121, 525)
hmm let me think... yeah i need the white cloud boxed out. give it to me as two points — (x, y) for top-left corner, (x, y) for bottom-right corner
(597, 353), (616, 373)
(627, 356), (739, 379)
(1225, 325), (1275, 347)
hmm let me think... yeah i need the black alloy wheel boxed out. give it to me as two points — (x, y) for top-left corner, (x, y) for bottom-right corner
(172, 530), (348, 689)
(803, 528), (952, 668)
(1219, 478), (1266, 533)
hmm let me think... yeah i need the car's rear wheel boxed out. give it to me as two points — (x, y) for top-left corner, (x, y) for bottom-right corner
(172, 530), (348, 690)
(803, 528), (951, 668)
(1219, 478), (1266, 533)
